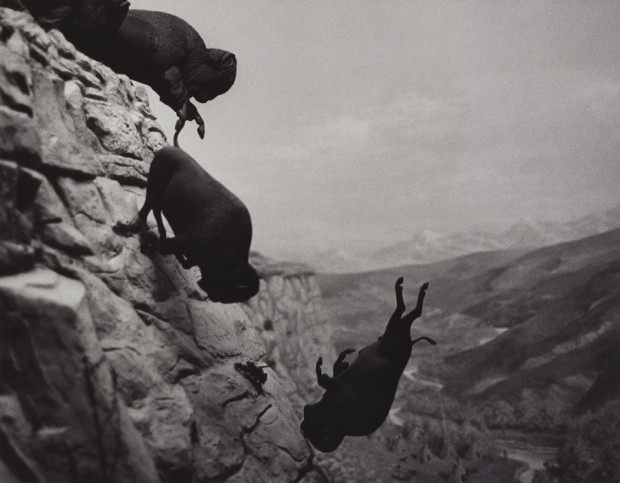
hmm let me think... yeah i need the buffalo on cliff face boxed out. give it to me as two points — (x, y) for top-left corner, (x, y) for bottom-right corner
(137, 146), (259, 304)
(301, 277), (435, 452)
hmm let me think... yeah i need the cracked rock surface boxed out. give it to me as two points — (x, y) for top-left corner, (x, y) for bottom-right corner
(0, 9), (324, 482)
(243, 254), (337, 409)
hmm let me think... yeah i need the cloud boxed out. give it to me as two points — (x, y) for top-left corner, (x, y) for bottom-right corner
(255, 91), (466, 172)
(130, 0), (620, 257)
(247, 69), (620, 254)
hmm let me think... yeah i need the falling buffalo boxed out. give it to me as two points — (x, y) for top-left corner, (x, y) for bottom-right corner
(301, 277), (435, 452)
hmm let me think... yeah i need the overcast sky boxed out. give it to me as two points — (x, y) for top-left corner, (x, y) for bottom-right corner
(130, 0), (620, 257)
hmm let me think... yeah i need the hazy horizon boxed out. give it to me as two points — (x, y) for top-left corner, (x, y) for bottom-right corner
(131, 0), (620, 259)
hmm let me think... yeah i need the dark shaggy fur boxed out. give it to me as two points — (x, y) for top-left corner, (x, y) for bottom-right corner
(2, 0), (129, 46)
(138, 146), (259, 304)
(301, 278), (435, 452)
(85, 9), (237, 142)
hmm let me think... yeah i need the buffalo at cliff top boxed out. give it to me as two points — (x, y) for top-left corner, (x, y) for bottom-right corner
(2, 0), (130, 46)
(85, 9), (237, 143)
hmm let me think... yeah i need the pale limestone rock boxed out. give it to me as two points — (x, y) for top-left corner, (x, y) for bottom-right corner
(4, 28), (29, 58)
(0, 269), (159, 482)
(30, 169), (94, 255)
(244, 254), (337, 405)
(85, 100), (143, 159)
(0, 46), (33, 116)
(56, 176), (109, 223)
(32, 68), (104, 176)
(64, 79), (84, 110)
(100, 153), (149, 186)
(0, 9), (323, 482)
(94, 177), (139, 230)
(0, 108), (41, 165)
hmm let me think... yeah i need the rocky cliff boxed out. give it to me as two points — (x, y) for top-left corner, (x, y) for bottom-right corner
(243, 254), (337, 407)
(0, 9), (324, 482)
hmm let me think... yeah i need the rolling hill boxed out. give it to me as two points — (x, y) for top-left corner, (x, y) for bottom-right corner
(317, 228), (620, 411)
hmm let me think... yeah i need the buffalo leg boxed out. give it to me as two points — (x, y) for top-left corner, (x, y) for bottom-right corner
(383, 277), (406, 336)
(315, 357), (347, 392)
(138, 152), (177, 247)
(153, 207), (167, 240)
(401, 282), (429, 329)
(333, 348), (355, 376)
(175, 99), (204, 142)
(157, 235), (187, 256)
(380, 278), (430, 353)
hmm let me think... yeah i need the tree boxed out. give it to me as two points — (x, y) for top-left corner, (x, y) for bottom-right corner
(541, 402), (620, 482)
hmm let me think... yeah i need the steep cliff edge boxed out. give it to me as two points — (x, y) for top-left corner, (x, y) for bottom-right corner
(243, 254), (337, 407)
(0, 9), (323, 482)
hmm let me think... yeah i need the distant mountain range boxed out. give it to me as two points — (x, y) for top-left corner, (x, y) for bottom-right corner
(298, 204), (620, 273)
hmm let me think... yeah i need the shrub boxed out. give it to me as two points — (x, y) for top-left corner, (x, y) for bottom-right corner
(540, 402), (620, 483)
